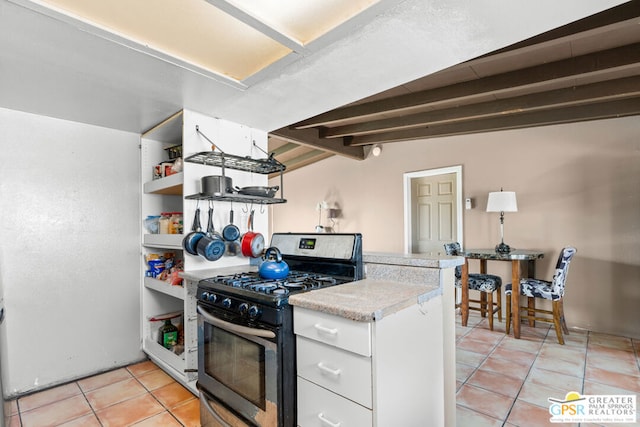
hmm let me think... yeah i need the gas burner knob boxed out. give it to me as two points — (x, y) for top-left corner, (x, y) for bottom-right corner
(248, 305), (261, 319)
(238, 303), (249, 316)
(200, 292), (209, 301)
(222, 298), (232, 309)
(208, 293), (217, 303)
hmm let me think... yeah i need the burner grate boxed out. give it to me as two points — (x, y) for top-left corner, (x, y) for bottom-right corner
(208, 271), (341, 295)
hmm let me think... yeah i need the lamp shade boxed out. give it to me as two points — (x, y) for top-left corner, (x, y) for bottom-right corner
(486, 191), (518, 212)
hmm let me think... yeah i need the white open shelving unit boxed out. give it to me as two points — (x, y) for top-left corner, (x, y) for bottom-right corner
(140, 110), (198, 393)
(140, 109), (273, 394)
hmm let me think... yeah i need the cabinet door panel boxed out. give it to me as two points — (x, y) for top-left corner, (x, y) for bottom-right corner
(297, 377), (372, 427)
(297, 336), (372, 408)
(294, 307), (371, 356)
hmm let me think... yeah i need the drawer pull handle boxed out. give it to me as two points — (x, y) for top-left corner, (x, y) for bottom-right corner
(317, 362), (341, 376)
(314, 323), (338, 335)
(318, 412), (341, 427)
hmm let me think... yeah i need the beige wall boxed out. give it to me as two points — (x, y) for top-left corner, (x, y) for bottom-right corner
(269, 116), (640, 339)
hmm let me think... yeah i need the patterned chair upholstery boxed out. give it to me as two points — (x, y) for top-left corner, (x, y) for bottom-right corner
(444, 242), (503, 330)
(505, 246), (577, 344)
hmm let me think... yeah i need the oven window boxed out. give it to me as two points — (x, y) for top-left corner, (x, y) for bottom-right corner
(204, 325), (266, 410)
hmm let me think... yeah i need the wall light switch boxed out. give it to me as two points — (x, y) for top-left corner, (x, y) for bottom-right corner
(465, 198), (473, 210)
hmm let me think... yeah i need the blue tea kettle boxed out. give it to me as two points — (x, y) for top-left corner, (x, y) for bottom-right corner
(259, 247), (289, 280)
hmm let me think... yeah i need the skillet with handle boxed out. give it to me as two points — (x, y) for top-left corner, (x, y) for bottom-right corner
(222, 205), (241, 256)
(222, 204), (240, 242)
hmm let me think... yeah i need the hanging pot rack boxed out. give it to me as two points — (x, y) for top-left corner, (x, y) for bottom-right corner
(184, 125), (286, 205)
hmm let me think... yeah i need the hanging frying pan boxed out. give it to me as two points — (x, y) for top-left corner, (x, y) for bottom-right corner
(222, 204), (240, 242)
(222, 204), (241, 256)
(182, 207), (205, 255)
(240, 210), (264, 258)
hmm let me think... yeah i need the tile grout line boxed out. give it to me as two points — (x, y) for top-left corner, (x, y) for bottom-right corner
(77, 379), (105, 427)
(581, 331), (590, 395)
(633, 337), (640, 372)
(126, 367), (188, 427)
(499, 325), (551, 426)
(128, 366), (192, 427)
(455, 317), (510, 424)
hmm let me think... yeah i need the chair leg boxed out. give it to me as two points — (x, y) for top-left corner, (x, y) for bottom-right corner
(480, 292), (487, 317)
(487, 291), (494, 331)
(559, 299), (569, 335)
(527, 297), (536, 327)
(497, 289), (502, 323)
(505, 293), (511, 335)
(552, 300), (565, 345)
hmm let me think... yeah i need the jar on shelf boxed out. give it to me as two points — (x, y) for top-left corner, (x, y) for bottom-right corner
(169, 212), (183, 234)
(143, 215), (161, 234)
(158, 213), (171, 234)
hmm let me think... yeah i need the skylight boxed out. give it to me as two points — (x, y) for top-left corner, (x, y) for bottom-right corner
(21, 0), (381, 86)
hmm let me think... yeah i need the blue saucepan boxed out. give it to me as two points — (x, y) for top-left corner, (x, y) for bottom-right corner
(196, 205), (225, 261)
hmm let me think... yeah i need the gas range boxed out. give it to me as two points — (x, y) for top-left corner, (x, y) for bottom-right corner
(197, 233), (363, 426)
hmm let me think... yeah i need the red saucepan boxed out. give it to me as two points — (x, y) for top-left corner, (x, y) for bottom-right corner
(241, 209), (264, 258)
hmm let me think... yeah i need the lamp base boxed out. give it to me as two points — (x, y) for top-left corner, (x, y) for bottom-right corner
(495, 242), (512, 254)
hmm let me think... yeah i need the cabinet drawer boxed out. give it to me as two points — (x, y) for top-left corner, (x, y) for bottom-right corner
(297, 336), (372, 408)
(297, 377), (372, 427)
(294, 307), (371, 356)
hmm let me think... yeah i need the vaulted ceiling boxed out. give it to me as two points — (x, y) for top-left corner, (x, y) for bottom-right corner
(270, 1), (640, 174)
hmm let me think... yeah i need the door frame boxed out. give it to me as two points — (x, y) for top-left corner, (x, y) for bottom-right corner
(403, 165), (463, 253)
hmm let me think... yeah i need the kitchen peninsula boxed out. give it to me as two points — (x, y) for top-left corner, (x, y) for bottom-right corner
(289, 252), (460, 427)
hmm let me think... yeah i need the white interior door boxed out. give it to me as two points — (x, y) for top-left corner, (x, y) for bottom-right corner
(404, 166), (462, 254)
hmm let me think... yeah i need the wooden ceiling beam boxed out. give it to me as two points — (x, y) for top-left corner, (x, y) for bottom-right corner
(321, 75), (640, 137)
(269, 126), (365, 160)
(269, 141), (300, 156)
(293, 43), (640, 128)
(269, 151), (334, 177)
(345, 97), (640, 145)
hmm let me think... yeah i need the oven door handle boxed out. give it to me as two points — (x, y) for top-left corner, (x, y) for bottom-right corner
(200, 392), (232, 427)
(197, 305), (276, 339)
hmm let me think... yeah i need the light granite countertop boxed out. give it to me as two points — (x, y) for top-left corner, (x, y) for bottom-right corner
(364, 252), (463, 268)
(181, 252), (457, 322)
(288, 278), (440, 322)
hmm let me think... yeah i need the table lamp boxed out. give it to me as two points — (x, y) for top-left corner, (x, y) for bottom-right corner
(486, 189), (518, 253)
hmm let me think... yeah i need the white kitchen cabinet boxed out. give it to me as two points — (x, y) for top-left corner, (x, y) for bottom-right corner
(294, 295), (444, 427)
(140, 109), (273, 394)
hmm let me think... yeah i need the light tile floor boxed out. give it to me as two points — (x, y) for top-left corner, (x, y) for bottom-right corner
(7, 360), (199, 427)
(456, 311), (640, 426)
(5, 313), (639, 426)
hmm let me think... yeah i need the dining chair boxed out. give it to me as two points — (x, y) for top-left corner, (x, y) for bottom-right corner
(443, 242), (503, 330)
(505, 246), (577, 344)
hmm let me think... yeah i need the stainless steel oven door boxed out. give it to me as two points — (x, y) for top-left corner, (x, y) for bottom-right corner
(197, 304), (279, 426)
